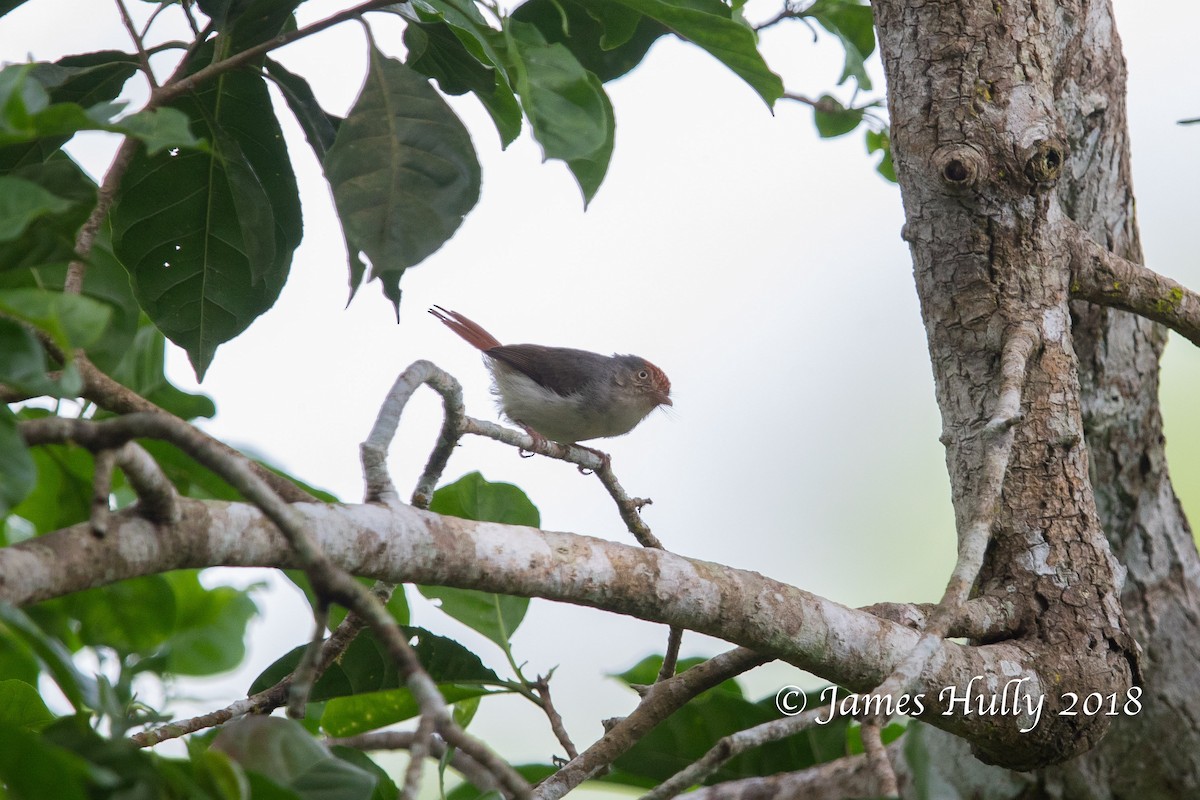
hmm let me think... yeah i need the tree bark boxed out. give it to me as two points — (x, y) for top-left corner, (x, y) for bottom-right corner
(873, 0), (1200, 794)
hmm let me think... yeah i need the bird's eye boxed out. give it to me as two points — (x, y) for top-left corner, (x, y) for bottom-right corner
(637, 369), (649, 380)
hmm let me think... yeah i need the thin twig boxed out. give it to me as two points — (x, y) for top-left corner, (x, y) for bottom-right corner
(132, 583), (395, 748)
(63, 138), (140, 294)
(115, 0), (159, 88)
(639, 702), (840, 800)
(869, 323), (1039, 707)
(533, 674), (579, 760)
(151, 0), (397, 107)
(401, 713), (437, 800)
(287, 602), (330, 719)
(534, 648), (769, 800)
(91, 449), (117, 536)
(331, 730), (504, 796)
(859, 719), (899, 798)
(657, 627), (684, 682)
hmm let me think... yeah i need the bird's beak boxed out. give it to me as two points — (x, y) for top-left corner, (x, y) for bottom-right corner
(659, 394), (673, 407)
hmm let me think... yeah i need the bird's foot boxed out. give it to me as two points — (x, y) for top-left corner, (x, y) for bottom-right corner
(517, 424), (549, 458)
(575, 444), (611, 474)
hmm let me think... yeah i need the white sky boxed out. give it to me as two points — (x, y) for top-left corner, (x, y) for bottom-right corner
(4, 0), (1199, 781)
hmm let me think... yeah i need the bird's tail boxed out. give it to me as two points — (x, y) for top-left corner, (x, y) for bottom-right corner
(429, 306), (502, 351)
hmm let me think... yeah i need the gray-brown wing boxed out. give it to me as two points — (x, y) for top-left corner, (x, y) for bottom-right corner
(486, 345), (613, 397)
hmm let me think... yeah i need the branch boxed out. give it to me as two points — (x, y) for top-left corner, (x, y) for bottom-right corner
(535, 648), (770, 800)
(859, 719), (899, 798)
(331, 730), (503, 795)
(18, 414), (528, 798)
(4, 483), (1057, 762)
(641, 702), (839, 800)
(150, 0), (397, 107)
(871, 322), (1039, 703)
(1067, 221), (1200, 346)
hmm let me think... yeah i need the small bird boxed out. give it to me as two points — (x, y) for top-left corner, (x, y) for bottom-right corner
(429, 306), (672, 461)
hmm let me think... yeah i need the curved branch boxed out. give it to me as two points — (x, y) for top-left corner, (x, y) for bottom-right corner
(1067, 221), (1200, 346)
(0, 491), (1051, 761)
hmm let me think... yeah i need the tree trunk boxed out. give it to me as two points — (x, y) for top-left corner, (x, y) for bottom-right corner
(874, 0), (1200, 795)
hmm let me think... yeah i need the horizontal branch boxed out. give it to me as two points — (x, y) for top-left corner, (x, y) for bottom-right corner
(0, 497), (1045, 754)
(1067, 221), (1200, 346)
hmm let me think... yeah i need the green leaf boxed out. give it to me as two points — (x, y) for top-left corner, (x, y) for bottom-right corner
(0, 175), (74, 241)
(110, 42), (300, 380)
(813, 94), (864, 138)
(404, 21), (523, 148)
(566, 71), (614, 205)
(63, 576), (177, 656)
(323, 47), (481, 314)
(265, 58), (340, 160)
(866, 126), (896, 182)
(113, 107), (203, 156)
(609, 0), (783, 105)
(0, 722), (100, 800)
(212, 716), (376, 800)
(322, 683), (492, 738)
(30, 51), (139, 108)
(8, 413), (93, 532)
(0, 406), (35, 517)
(0, 679), (55, 731)
(249, 626), (499, 700)
(511, 0), (668, 82)
(428, 471), (540, 527)
(0, 287), (111, 353)
(0, 63), (200, 151)
(507, 21), (609, 162)
(0, 317), (52, 396)
(104, 319), (217, 420)
(419, 586), (529, 650)
(612, 654), (743, 695)
(161, 571), (259, 676)
(804, 0), (876, 89)
(0, 157), (96, 273)
(0, 603), (99, 711)
(330, 746), (399, 800)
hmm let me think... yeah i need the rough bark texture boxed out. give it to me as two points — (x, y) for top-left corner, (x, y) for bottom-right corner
(874, 0), (1200, 795)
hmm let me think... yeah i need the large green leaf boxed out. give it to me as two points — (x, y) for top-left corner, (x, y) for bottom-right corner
(804, 0), (876, 89)
(511, 0), (669, 82)
(249, 625), (500, 700)
(0, 64), (198, 153)
(9, 415), (94, 533)
(110, 46), (301, 380)
(0, 679), (55, 732)
(0, 603), (99, 711)
(507, 21), (610, 162)
(321, 683), (492, 738)
(63, 576), (178, 656)
(160, 571), (259, 676)
(0, 157), (96, 273)
(0, 405), (35, 518)
(404, 20), (523, 148)
(323, 47), (481, 310)
(0, 722), (101, 800)
(609, 0), (783, 105)
(0, 287), (111, 353)
(213, 716), (376, 800)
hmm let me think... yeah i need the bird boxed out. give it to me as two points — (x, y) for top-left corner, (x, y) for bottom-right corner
(429, 306), (672, 464)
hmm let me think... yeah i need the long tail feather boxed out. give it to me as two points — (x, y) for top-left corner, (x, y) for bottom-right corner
(429, 306), (503, 351)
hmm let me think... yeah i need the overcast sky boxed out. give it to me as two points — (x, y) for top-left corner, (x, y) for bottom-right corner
(5, 0), (1199, 777)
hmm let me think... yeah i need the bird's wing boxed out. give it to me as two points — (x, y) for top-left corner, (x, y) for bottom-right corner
(486, 345), (609, 397)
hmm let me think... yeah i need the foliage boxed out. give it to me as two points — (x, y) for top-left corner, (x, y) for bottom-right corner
(0, 0), (891, 795)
